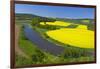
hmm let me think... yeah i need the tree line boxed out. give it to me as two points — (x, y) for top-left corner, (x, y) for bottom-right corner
(31, 17), (56, 26)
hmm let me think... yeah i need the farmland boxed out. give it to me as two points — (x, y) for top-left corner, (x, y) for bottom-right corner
(40, 21), (72, 26)
(39, 21), (94, 49)
(15, 14), (95, 67)
(34, 20), (95, 62)
(46, 28), (94, 48)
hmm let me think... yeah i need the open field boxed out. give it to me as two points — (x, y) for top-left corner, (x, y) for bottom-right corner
(40, 21), (72, 27)
(46, 28), (94, 48)
(82, 20), (90, 23)
(40, 21), (94, 48)
(76, 25), (87, 29)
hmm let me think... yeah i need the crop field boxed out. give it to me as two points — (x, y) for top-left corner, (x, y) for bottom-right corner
(40, 21), (72, 27)
(76, 25), (87, 30)
(46, 28), (94, 48)
(40, 21), (94, 49)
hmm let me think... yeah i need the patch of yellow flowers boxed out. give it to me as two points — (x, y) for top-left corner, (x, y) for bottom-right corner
(40, 21), (71, 26)
(41, 21), (94, 48)
(76, 25), (87, 30)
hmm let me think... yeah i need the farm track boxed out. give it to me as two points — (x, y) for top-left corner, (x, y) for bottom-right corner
(15, 25), (29, 59)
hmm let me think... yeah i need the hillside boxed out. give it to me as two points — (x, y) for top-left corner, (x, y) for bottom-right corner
(15, 13), (40, 20)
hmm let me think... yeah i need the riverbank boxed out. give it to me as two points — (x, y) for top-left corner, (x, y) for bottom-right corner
(15, 24), (29, 58)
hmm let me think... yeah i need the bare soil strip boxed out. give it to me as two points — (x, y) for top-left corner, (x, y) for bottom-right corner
(15, 25), (29, 59)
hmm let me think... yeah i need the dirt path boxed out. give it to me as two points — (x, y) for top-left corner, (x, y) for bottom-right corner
(15, 25), (29, 59)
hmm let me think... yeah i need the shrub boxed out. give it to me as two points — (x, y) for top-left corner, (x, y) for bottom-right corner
(32, 49), (46, 62)
(16, 54), (33, 66)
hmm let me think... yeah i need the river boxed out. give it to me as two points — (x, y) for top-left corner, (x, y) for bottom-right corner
(23, 24), (64, 56)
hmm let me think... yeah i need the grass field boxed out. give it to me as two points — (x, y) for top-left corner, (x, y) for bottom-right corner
(82, 20), (90, 23)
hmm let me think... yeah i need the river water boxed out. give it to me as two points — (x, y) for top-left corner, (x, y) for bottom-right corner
(23, 24), (64, 56)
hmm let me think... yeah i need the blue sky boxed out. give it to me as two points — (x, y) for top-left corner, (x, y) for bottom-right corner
(15, 4), (95, 19)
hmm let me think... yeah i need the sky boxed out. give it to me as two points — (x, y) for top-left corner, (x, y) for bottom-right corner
(15, 4), (95, 19)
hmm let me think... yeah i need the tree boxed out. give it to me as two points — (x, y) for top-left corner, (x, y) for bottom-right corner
(32, 50), (45, 62)
(31, 17), (40, 26)
(31, 17), (56, 26)
(40, 17), (56, 25)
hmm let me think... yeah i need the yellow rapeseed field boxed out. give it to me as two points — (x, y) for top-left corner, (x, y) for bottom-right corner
(76, 25), (87, 30)
(40, 21), (94, 48)
(46, 28), (94, 48)
(40, 21), (71, 26)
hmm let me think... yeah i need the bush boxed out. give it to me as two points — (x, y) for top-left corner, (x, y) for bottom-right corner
(32, 49), (46, 62)
(20, 28), (28, 40)
(37, 24), (61, 30)
(87, 23), (94, 31)
(61, 45), (93, 59)
(16, 54), (33, 67)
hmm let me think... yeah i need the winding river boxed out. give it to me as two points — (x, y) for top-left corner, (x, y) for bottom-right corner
(23, 24), (64, 56)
